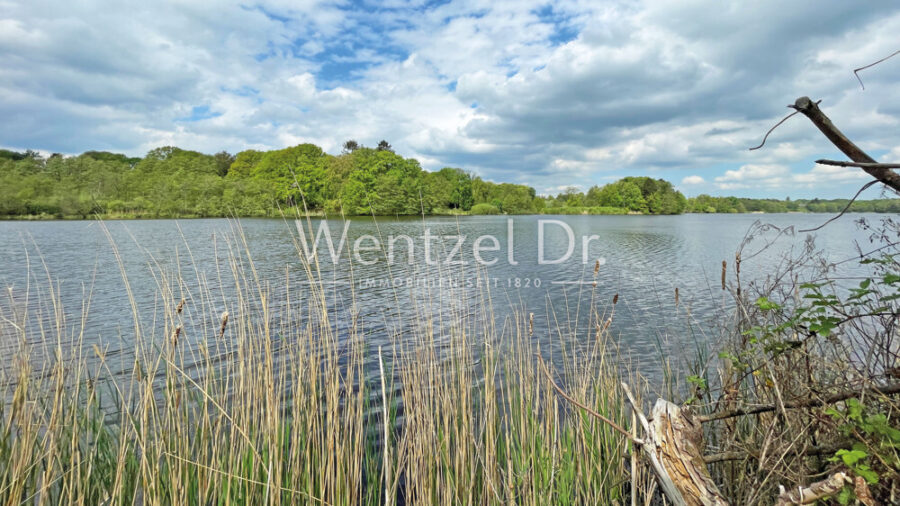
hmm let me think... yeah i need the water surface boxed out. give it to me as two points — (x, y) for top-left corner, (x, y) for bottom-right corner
(0, 213), (889, 386)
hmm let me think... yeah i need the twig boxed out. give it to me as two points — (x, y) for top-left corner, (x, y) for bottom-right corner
(854, 49), (900, 90)
(798, 180), (878, 233)
(703, 442), (850, 464)
(816, 159), (900, 169)
(749, 109), (803, 151)
(536, 355), (639, 443)
(698, 381), (900, 423)
(163, 452), (330, 504)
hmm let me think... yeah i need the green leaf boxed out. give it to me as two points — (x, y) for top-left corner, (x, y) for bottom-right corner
(835, 448), (867, 466)
(883, 273), (900, 284)
(755, 296), (782, 311)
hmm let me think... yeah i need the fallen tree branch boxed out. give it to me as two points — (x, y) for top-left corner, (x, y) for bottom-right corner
(790, 97), (900, 193)
(774, 472), (849, 505)
(698, 382), (900, 423)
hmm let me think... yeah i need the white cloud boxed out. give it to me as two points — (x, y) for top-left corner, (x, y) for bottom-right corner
(713, 163), (872, 191)
(1, 0), (899, 198)
(681, 175), (705, 185)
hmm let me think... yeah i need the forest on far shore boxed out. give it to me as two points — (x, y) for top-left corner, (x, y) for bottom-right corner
(1, 144), (898, 219)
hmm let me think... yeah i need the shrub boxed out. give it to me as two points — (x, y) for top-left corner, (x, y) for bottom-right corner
(469, 203), (500, 215)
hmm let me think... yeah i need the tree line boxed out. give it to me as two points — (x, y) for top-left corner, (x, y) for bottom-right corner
(1, 145), (897, 218)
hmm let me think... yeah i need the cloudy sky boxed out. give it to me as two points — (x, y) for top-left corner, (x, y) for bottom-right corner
(2, 0), (899, 198)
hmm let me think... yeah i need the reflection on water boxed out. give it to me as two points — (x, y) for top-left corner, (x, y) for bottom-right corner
(0, 213), (885, 390)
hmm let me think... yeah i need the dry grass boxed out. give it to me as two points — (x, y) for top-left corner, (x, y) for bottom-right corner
(0, 220), (648, 505)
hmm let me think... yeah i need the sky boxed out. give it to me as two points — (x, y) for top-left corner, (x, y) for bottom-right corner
(1, 0), (899, 198)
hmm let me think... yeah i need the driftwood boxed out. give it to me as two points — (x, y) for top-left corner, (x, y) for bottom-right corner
(644, 397), (729, 506)
(774, 472), (849, 505)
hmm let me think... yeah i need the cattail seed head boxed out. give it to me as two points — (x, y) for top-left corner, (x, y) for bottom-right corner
(612, 293), (619, 305)
(721, 260), (727, 290)
(219, 311), (229, 338)
(172, 325), (182, 346)
(176, 299), (185, 314)
(528, 313), (534, 336)
(674, 287), (679, 307)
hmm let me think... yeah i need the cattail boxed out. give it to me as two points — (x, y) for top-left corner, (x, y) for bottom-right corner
(721, 260), (727, 290)
(674, 287), (679, 308)
(528, 313), (534, 336)
(602, 317), (612, 331)
(612, 293), (619, 305)
(176, 298), (185, 314)
(172, 325), (182, 346)
(219, 311), (229, 338)
(593, 259), (600, 275)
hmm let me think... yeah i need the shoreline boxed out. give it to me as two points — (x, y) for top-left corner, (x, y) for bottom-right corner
(0, 210), (882, 222)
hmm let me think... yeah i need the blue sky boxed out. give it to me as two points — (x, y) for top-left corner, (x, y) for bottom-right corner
(1, 0), (900, 198)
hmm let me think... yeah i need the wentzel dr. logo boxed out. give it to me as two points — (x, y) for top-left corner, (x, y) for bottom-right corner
(295, 219), (605, 266)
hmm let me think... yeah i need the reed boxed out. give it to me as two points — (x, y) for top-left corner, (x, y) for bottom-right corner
(0, 223), (647, 505)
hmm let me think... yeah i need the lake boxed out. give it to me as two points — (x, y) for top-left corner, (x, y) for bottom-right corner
(0, 213), (888, 389)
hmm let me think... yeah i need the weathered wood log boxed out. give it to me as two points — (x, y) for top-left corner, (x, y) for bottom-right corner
(774, 472), (849, 505)
(649, 400), (729, 506)
(622, 383), (728, 506)
(621, 384), (689, 506)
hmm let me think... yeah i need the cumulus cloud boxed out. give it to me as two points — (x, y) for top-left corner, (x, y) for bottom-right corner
(1, 0), (899, 198)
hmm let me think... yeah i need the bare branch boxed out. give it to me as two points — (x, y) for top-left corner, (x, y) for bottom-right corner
(536, 355), (639, 442)
(791, 97), (900, 192)
(798, 180), (878, 233)
(854, 49), (900, 90)
(749, 109), (802, 151)
(703, 443), (849, 464)
(816, 159), (900, 170)
(697, 381), (900, 423)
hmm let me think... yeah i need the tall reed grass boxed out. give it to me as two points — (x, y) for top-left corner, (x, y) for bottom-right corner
(0, 221), (646, 505)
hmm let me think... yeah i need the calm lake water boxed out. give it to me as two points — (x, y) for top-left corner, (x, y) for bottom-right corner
(0, 213), (892, 387)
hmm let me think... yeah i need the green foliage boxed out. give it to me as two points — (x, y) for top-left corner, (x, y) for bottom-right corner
(470, 203), (500, 215)
(540, 206), (628, 215)
(542, 177), (685, 215)
(250, 143), (328, 208)
(685, 194), (900, 214)
(4, 143), (898, 219)
(825, 397), (900, 486)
